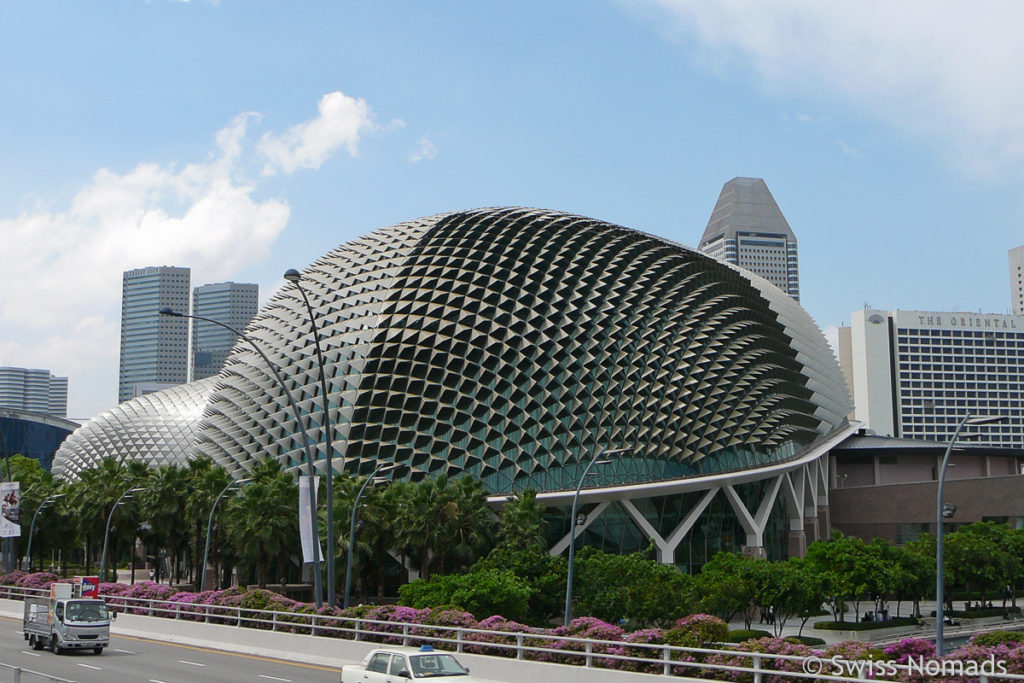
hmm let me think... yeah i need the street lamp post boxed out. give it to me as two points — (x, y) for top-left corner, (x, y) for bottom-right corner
(159, 307), (325, 607)
(25, 493), (65, 571)
(564, 447), (627, 627)
(936, 413), (1006, 655)
(283, 268), (339, 607)
(201, 478), (254, 592)
(100, 487), (144, 582)
(344, 463), (398, 609)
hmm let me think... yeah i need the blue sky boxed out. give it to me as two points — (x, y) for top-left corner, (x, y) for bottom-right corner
(4, 1), (1024, 419)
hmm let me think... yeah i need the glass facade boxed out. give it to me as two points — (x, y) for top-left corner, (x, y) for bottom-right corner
(0, 414), (75, 471)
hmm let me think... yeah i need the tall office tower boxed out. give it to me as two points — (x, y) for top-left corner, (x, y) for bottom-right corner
(118, 266), (190, 403)
(839, 308), (1024, 446)
(699, 177), (800, 301)
(0, 367), (69, 417)
(1010, 246), (1024, 315)
(191, 282), (259, 380)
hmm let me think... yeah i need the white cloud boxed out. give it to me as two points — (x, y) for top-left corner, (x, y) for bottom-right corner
(1, 91), (400, 417)
(634, 0), (1024, 173)
(0, 113), (288, 331)
(259, 91), (377, 174)
(409, 136), (438, 163)
(0, 111), (290, 416)
(838, 140), (863, 159)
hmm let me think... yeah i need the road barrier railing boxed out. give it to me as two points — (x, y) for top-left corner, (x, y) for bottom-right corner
(0, 661), (77, 683)
(3, 584), (1024, 681)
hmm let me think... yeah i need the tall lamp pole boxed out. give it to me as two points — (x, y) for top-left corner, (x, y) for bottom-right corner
(283, 268), (339, 606)
(564, 447), (627, 627)
(160, 307), (325, 607)
(936, 413), (1005, 655)
(100, 487), (144, 582)
(201, 478), (253, 592)
(344, 463), (398, 609)
(26, 493), (65, 571)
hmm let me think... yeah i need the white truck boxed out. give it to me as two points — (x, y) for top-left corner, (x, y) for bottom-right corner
(22, 582), (111, 654)
(339, 645), (479, 683)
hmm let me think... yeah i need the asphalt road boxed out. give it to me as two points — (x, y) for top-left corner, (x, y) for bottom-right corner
(0, 616), (341, 683)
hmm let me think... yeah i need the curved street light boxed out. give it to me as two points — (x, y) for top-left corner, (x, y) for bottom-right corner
(283, 268), (340, 607)
(100, 487), (145, 582)
(936, 413), (1006, 655)
(25, 493), (65, 571)
(344, 463), (399, 609)
(564, 447), (628, 626)
(159, 307), (324, 607)
(201, 477), (254, 591)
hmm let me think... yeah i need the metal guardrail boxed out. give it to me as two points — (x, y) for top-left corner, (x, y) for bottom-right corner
(0, 661), (76, 683)
(3, 584), (1024, 681)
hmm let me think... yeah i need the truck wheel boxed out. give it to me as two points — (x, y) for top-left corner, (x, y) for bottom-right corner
(51, 638), (62, 655)
(32, 635), (44, 650)
(93, 646), (103, 655)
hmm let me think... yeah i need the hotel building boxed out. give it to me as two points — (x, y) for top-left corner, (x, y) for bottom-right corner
(841, 309), (1024, 447)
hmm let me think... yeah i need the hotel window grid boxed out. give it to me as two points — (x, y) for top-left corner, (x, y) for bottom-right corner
(893, 326), (1024, 446)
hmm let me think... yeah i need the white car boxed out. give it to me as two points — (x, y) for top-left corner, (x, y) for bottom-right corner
(340, 645), (479, 682)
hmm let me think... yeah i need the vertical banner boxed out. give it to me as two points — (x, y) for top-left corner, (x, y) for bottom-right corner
(0, 482), (20, 538)
(298, 475), (322, 563)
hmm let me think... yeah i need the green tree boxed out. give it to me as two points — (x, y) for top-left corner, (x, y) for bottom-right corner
(183, 457), (232, 588)
(760, 557), (827, 637)
(473, 545), (567, 625)
(574, 545), (691, 627)
(946, 521), (1018, 606)
(689, 551), (762, 628)
(805, 532), (892, 623)
(70, 457), (134, 580)
(399, 569), (534, 623)
(143, 464), (187, 583)
(496, 489), (547, 552)
(224, 460), (299, 587)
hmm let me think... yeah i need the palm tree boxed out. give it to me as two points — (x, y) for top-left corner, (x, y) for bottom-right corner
(143, 464), (187, 583)
(434, 476), (496, 574)
(72, 457), (132, 580)
(184, 457), (232, 588)
(497, 489), (548, 552)
(224, 460), (298, 588)
(394, 476), (443, 580)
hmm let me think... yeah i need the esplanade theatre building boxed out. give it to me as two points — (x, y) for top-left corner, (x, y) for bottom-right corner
(54, 208), (855, 571)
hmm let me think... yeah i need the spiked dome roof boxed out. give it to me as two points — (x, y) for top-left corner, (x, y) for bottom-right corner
(192, 207), (851, 494)
(52, 377), (219, 482)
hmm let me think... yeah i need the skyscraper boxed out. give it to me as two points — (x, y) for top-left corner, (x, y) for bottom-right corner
(191, 282), (259, 380)
(0, 366), (68, 417)
(840, 308), (1024, 447)
(1010, 246), (1024, 315)
(699, 177), (800, 301)
(118, 266), (190, 403)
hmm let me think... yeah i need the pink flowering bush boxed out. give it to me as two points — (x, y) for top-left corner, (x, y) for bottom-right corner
(704, 637), (816, 683)
(14, 571), (60, 590)
(412, 608), (478, 649)
(884, 637), (935, 664)
(464, 615), (540, 657)
(606, 628), (666, 673)
(533, 617), (624, 666)
(361, 604), (432, 644)
(666, 613), (729, 648)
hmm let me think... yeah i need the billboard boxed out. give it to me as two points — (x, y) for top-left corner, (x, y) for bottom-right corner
(0, 482), (20, 538)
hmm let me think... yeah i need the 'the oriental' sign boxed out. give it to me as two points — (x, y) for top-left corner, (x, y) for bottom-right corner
(911, 313), (1020, 330)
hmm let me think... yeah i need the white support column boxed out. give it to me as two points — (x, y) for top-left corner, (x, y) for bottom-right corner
(661, 487), (719, 563)
(723, 475), (783, 551)
(619, 498), (671, 562)
(549, 501), (611, 556)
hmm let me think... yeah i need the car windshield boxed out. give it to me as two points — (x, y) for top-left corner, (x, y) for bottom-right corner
(410, 653), (469, 677)
(65, 601), (108, 623)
